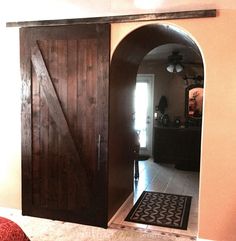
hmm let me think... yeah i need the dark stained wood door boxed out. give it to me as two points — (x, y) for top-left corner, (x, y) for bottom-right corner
(20, 24), (109, 227)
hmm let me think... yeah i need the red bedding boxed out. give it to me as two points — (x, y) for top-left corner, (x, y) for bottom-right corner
(0, 217), (30, 241)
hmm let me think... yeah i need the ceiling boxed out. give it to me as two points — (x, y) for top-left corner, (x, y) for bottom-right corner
(2, 0), (236, 22)
(143, 43), (203, 65)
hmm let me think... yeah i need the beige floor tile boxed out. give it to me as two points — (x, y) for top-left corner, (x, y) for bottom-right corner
(110, 160), (199, 239)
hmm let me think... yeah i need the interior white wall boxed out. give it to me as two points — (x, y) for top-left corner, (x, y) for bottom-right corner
(0, 25), (21, 208)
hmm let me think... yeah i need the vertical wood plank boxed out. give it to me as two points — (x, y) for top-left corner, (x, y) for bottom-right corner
(39, 40), (50, 209)
(39, 79), (49, 208)
(47, 39), (59, 209)
(20, 28), (33, 212)
(67, 40), (78, 210)
(57, 40), (68, 209)
(97, 25), (109, 163)
(95, 25), (110, 222)
(86, 39), (97, 173)
(32, 63), (41, 206)
(31, 43), (90, 202)
(77, 39), (87, 185)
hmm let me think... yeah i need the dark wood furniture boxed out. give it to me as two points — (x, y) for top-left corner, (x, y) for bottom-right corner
(153, 127), (201, 171)
(134, 154), (150, 180)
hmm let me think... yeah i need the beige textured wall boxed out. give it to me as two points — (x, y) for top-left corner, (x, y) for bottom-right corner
(138, 63), (185, 123)
(138, 62), (203, 124)
(111, 10), (236, 241)
(0, 26), (21, 209)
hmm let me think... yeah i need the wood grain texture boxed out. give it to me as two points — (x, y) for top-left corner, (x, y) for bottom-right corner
(38, 40), (49, 209)
(57, 40), (68, 209)
(20, 24), (110, 227)
(32, 64), (41, 207)
(66, 40), (78, 210)
(31, 43), (90, 203)
(153, 127), (201, 171)
(7, 9), (216, 27)
(20, 28), (33, 213)
(46, 40), (59, 209)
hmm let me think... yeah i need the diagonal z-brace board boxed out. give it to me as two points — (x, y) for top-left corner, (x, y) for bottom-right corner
(31, 43), (90, 202)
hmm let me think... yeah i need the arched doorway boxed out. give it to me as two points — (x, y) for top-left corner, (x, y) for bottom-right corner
(109, 23), (204, 237)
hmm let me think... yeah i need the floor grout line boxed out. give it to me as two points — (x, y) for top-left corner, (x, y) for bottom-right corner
(110, 160), (199, 239)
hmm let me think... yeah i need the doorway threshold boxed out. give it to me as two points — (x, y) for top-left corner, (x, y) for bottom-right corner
(109, 193), (196, 240)
(108, 161), (199, 240)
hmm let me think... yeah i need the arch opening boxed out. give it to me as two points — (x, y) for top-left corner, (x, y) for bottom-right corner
(109, 23), (204, 238)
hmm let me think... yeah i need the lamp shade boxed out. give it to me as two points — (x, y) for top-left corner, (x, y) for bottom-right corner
(166, 63), (183, 73)
(166, 51), (184, 73)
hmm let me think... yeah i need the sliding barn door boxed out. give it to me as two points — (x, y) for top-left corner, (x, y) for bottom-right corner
(20, 24), (109, 227)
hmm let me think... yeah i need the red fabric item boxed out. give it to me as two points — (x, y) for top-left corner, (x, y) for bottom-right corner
(0, 217), (30, 241)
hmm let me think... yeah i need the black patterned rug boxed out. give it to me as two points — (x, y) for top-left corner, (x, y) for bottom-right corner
(125, 191), (192, 230)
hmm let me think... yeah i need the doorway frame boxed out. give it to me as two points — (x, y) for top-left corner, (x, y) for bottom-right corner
(135, 74), (155, 156)
(110, 23), (205, 237)
(6, 9), (214, 229)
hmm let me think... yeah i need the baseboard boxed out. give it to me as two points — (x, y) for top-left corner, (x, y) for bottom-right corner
(197, 238), (215, 241)
(107, 192), (133, 226)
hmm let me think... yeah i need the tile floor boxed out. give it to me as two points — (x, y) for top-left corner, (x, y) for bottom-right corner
(0, 159), (199, 241)
(109, 159), (199, 239)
